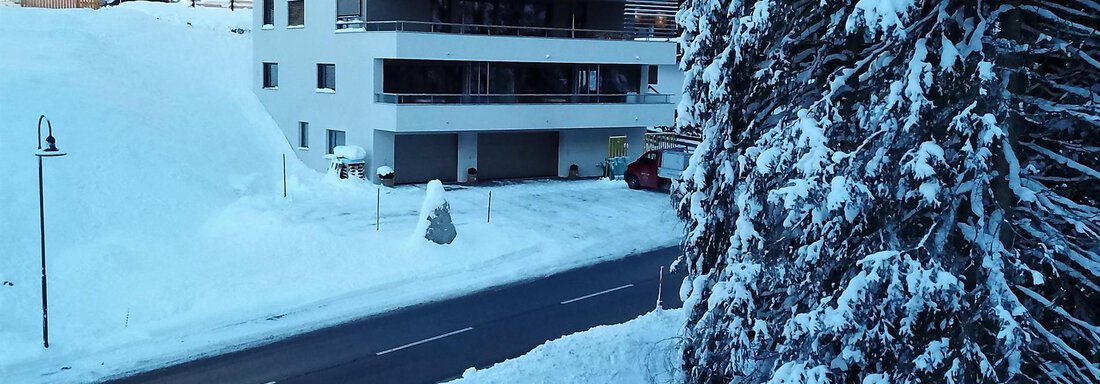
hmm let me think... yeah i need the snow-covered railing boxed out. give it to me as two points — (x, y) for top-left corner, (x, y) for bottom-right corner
(341, 20), (660, 40)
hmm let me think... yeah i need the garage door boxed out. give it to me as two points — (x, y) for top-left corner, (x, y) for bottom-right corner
(395, 134), (458, 184)
(477, 131), (559, 180)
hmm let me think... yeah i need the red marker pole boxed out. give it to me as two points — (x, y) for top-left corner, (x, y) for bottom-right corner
(656, 266), (664, 309)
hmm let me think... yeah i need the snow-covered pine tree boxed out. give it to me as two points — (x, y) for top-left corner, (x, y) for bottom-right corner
(675, 0), (1098, 383)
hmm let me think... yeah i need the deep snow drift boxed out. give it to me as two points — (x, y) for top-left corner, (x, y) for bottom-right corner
(0, 4), (681, 383)
(451, 309), (685, 384)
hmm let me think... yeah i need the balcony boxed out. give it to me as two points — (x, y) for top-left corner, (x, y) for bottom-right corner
(374, 93), (673, 105)
(337, 20), (667, 41)
(372, 97), (674, 133)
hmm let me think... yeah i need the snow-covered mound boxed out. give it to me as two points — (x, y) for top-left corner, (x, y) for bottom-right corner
(450, 309), (686, 384)
(0, 0), (289, 373)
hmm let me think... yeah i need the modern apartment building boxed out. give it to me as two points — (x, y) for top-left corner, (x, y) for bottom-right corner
(254, 0), (680, 184)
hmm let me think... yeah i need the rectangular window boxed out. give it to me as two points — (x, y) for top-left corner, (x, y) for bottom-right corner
(298, 122), (309, 149)
(262, 62), (278, 88)
(326, 129), (345, 154)
(317, 63), (336, 91)
(288, 0), (304, 27)
(262, 0), (274, 26)
(648, 66), (659, 85)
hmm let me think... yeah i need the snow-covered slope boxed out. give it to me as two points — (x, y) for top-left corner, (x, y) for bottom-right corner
(0, 1), (288, 366)
(450, 309), (686, 384)
(0, 4), (681, 383)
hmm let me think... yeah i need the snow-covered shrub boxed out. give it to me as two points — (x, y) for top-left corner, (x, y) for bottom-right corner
(675, 1), (1098, 383)
(376, 166), (394, 179)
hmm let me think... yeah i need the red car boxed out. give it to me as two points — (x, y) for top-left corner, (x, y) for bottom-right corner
(624, 148), (691, 190)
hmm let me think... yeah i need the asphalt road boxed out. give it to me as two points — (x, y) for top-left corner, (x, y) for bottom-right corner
(107, 246), (686, 384)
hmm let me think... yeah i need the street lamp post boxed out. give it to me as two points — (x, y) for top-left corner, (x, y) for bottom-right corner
(35, 115), (66, 349)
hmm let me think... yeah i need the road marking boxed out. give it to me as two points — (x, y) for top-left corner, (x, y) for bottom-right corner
(560, 284), (635, 305)
(375, 327), (475, 356)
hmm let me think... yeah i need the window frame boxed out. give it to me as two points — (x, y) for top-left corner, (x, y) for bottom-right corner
(326, 129), (346, 155)
(262, 62), (278, 89)
(298, 122), (309, 149)
(262, 0), (274, 26)
(648, 66), (659, 85)
(287, 0), (305, 27)
(317, 63), (336, 91)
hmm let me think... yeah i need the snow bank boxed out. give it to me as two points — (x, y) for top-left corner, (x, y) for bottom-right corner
(1, 1), (289, 372)
(450, 309), (686, 384)
(0, 5), (681, 382)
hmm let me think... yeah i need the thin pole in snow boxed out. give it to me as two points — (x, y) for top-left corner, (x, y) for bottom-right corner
(376, 188), (380, 231)
(656, 266), (664, 309)
(487, 190), (492, 223)
(282, 154), (287, 198)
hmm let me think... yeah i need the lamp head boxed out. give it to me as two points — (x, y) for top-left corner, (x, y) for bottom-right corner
(36, 134), (66, 158)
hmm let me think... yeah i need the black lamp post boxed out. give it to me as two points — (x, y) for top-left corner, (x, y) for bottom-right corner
(35, 115), (65, 349)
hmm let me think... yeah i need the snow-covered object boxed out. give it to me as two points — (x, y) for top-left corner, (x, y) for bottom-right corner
(676, 1), (1099, 383)
(376, 165), (395, 177)
(447, 309), (685, 384)
(412, 180), (457, 245)
(331, 145), (366, 160)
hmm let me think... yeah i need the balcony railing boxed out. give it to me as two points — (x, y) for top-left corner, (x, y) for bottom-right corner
(336, 19), (666, 40)
(375, 93), (673, 105)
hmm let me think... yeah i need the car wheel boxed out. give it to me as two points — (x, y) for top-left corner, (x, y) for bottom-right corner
(625, 174), (641, 190)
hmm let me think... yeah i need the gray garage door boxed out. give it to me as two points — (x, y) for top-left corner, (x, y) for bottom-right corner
(477, 131), (559, 180)
(395, 134), (458, 184)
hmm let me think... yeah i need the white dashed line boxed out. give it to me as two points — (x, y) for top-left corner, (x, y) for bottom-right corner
(375, 327), (475, 356)
(560, 284), (634, 305)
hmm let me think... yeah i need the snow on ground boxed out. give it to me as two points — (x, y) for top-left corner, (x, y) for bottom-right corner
(450, 309), (686, 384)
(0, 4), (681, 383)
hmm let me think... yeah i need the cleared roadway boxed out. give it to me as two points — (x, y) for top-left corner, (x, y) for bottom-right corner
(108, 246), (685, 384)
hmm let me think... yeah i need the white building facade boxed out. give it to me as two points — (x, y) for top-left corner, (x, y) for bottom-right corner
(253, 0), (679, 184)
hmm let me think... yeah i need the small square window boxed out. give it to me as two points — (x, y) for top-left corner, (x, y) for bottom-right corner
(288, 0), (304, 27)
(317, 63), (336, 91)
(262, 62), (278, 88)
(298, 122), (309, 149)
(648, 66), (659, 85)
(327, 129), (345, 154)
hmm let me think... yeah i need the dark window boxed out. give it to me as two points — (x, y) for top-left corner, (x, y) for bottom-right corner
(600, 65), (641, 94)
(381, 60), (644, 102)
(298, 122), (309, 148)
(288, 0), (304, 27)
(262, 62), (278, 88)
(262, 0), (274, 26)
(336, 0), (360, 17)
(648, 66), (659, 85)
(326, 130), (345, 154)
(317, 64), (336, 90)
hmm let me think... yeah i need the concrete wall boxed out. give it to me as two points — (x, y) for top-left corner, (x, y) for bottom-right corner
(381, 102), (672, 133)
(558, 127), (644, 178)
(358, 31), (676, 65)
(653, 64), (684, 105)
(255, 0), (378, 173)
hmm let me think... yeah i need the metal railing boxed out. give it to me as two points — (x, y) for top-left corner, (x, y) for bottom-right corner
(336, 19), (662, 40)
(375, 93), (673, 105)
